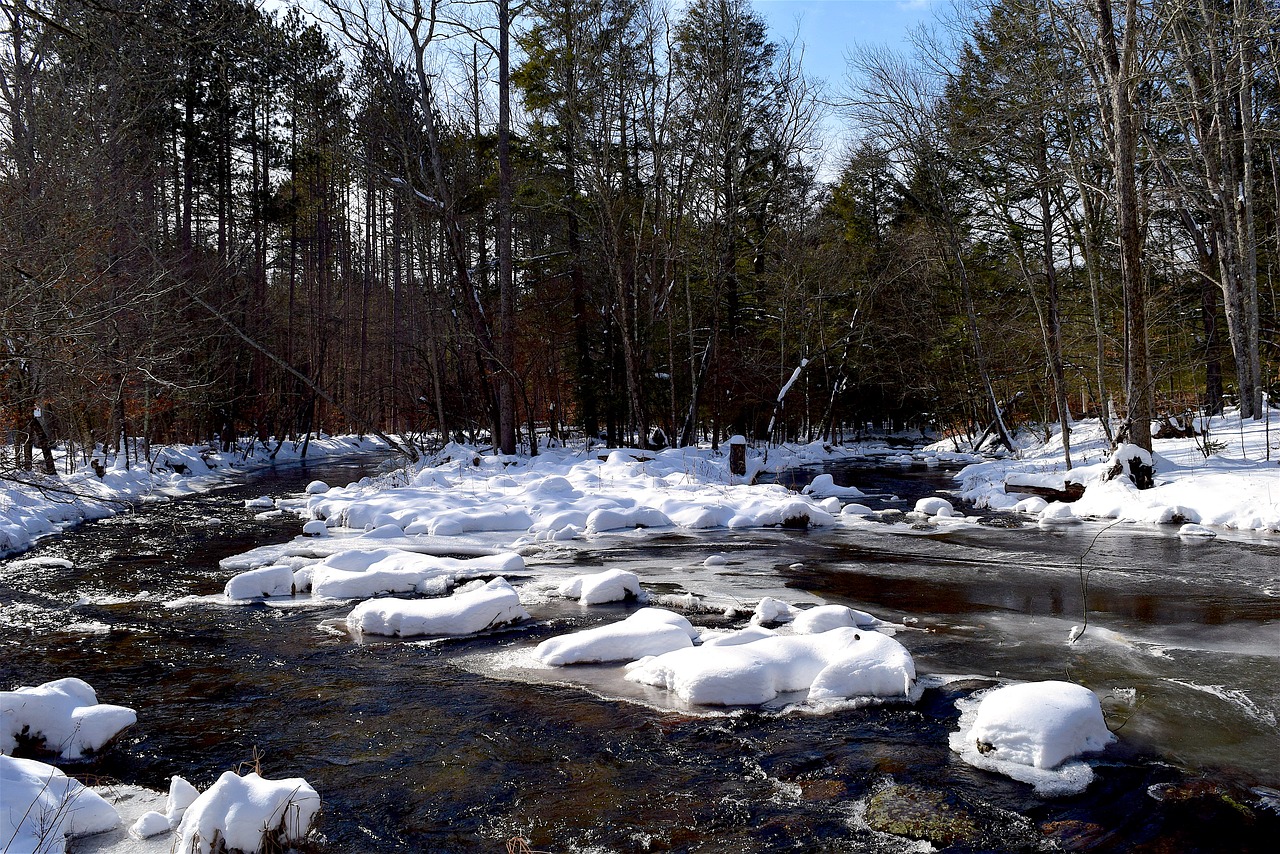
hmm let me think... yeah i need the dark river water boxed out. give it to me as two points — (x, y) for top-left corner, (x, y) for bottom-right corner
(2, 457), (1278, 853)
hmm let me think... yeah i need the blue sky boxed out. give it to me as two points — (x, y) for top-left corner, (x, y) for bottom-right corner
(753, 0), (939, 88)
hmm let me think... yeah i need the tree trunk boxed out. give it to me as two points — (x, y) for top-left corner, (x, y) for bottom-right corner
(1094, 0), (1152, 453)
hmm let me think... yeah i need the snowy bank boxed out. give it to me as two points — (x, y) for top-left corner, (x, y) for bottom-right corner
(1, 754), (121, 853)
(949, 409), (1280, 534)
(0, 435), (389, 557)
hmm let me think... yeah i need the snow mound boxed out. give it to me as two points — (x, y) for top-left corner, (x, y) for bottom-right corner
(802, 474), (865, 498)
(1178, 523), (1217, 539)
(949, 680), (1115, 796)
(224, 565), (294, 600)
(625, 627), (914, 706)
(173, 771), (320, 854)
(536, 608), (697, 666)
(1, 754), (121, 852)
(130, 810), (171, 838)
(840, 503), (875, 517)
(305, 480), (330, 495)
(792, 604), (879, 634)
(914, 497), (955, 517)
(303, 547), (523, 599)
(698, 625), (777, 647)
(751, 597), (796, 625)
(557, 569), (643, 605)
(346, 577), (530, 637)
(1, 678), (136, 760)
(165, 774), (201, 825)
(1038, 501), (1079, 526)
(302, 519), (329, 536)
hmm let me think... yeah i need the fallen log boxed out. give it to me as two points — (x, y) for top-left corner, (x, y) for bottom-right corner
(1003, 475), (1086, 502)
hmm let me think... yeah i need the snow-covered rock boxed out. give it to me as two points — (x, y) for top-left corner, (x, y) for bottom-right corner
(751, 597), (796, 625)
(1038, 501), (1079, 526)
(173, 771), (320, 854)
(130, 810), (172, 839)
(166, 775), (200, 826)
(302, 519), (329, 536)
(1, 754), (121, 852)
(556, 569), (643, 605)
(1, 678), (136, 760)
(224, 565), (294, 600)
(949, 680), (1115, 796)
(305, 480), (330, 495)
(802, 474), (865, 498)
(792, 604), (879, 634)
(346, 577), (530, 637)
(914, 497), (955, 517)
(536, 608), (697, 666)
(304, 547), (523, 600)
(625, 627), (914, 706)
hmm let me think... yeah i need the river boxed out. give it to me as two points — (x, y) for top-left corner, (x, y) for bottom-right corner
(2, 457), (1277, 852)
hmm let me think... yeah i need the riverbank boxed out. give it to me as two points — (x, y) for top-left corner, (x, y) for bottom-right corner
(0, 435), (390, 558)
(945, 407), (1280, 534)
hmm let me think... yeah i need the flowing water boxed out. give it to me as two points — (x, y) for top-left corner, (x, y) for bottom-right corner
(2, 457), (1278, 852)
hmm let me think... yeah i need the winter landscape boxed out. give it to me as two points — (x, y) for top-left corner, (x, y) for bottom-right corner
(4, 0), (1280, 851)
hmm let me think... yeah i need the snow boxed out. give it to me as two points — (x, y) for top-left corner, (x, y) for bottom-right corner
(1, 678), (136, 760)
(802, 473), (865, 499)
(556, 569), (643, 605)
(129, 811), (170, 839)
(0, 435), (389, 558)
(224, 565), (294, 600)
(297, 547), (524, 600)
(536, 608), (697, 666)
(301, 442), (844, 546)
(949, 681), (1116, 796)
(949, 408), (1280, 534)
(165, 775), (200, 826)
(625, 627), (915, 706)
(173, 771), (320, 854)
(751, 597), (796, 625)
(913, 497), (955, 517)
(345, 577), (530, 637)
(791, 604), (880, 634)
(1, 754), (121, 853)
(302, 519), (329, 536)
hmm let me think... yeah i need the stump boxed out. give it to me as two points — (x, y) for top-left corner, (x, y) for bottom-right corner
(728, 435), (747, 477)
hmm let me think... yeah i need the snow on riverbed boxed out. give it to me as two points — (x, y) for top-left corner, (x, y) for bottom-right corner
(949, 408), (1280, 533)
(0, 435), (389, 558)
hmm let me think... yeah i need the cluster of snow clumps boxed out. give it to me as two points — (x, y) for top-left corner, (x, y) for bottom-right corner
(1, 677), (321, 854)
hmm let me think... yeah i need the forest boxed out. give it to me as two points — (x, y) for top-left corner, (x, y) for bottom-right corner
(2, 0), (1277, 468)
